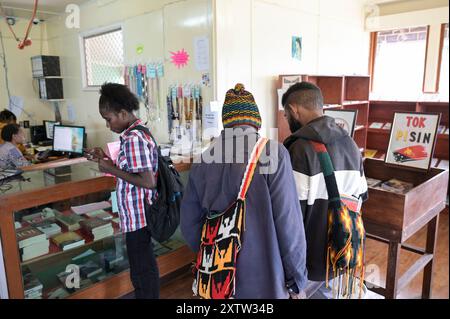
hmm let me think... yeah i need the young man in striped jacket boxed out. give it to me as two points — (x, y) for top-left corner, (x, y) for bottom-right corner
(282, 82), (368, 298)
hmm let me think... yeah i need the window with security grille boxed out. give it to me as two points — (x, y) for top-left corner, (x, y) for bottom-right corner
(373, 26), (428, 99)
(82, 28), (124, 87)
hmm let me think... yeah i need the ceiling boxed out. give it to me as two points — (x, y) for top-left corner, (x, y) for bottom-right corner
(0, 0), (87, 20)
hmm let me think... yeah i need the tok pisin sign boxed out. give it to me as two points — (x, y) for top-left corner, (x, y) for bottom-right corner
(386, 112), (441, 170)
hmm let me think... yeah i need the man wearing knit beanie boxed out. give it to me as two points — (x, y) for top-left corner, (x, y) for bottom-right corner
(222, 83), (262, 130)
(181, 83), (308, 299)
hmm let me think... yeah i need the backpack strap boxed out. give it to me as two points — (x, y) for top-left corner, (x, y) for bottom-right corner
(237, 137), (268, 200)
(309, 141), (341, 208)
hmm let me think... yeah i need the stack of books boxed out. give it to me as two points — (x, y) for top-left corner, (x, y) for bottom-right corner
(35, 221), (62, 239)
(80, 218), (113, 241)
(22, 267), (43, 299)
(16, 227), (50, 261)
(84, 210), (113, 221)
(71, 201), (112, 215)
(366, 177), (383, 188)
(379, 179), (414, 194)
(22, 208), (57, 225)
(79, 260), (103, 279)
(55, 212), (85, 231)
(98, 249), (125, 272)
(52, 232), (86, 251)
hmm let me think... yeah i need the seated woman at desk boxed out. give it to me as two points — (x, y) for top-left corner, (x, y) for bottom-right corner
(0, 123), (31, 170)
(0, 109), (27, 154)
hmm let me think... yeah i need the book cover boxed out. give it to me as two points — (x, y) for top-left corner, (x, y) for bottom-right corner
(364, 149), (378, 159)
(36, 222), (62, 239)
(80, 218), (111, 232)
(381, 179), (414, 194)
(55, 212), (85, 231)
(23, 269), (43, 295)
(71, 201), (112, 215)
(22, 209), (56, 225)
(16, 227), (47, 249)
(79, 261), (103, 279)
(369, 122), (384, 129)
(85, 210), (113, 220)
(52, 232), (84, 250)
(382, 122), (392, 130)
(366, 177), (382, 188)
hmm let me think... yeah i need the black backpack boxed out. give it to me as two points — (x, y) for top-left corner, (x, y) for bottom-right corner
(133, 125), (184, 243)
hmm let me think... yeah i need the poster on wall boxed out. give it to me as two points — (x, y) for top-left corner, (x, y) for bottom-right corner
(292, 36), (302, 61)
(324, 109), (358, 137)
(385, 112), (441, 171)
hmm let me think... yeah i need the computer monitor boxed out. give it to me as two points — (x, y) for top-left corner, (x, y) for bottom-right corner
(53, 125), (85, 155)
(43, 120), (60, 140)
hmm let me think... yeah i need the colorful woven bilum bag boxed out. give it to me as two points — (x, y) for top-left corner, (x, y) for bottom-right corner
(192, 137), (268, 299)
(310, 141), (366, 299)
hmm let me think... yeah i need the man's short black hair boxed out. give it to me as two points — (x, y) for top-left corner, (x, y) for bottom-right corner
(99, 83), (140, 113)
(282, 82), (324, 110)
(1, 123), (20, 142)
(0, 109), (17, 123)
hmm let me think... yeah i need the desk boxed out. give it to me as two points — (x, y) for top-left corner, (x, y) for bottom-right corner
(362, 159), (449, 299)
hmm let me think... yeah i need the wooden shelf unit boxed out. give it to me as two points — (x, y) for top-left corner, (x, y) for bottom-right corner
(276, 74), (370, 151)
(367, 101), (449, 161)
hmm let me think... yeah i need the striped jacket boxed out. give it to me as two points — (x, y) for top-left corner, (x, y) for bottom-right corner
(284, 116), (368, 282)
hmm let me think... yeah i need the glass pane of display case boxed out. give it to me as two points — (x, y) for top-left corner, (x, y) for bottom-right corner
(14, 184), (189, 298)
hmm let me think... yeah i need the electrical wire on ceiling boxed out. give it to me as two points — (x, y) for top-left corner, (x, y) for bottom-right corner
(0, 0), (39, 50)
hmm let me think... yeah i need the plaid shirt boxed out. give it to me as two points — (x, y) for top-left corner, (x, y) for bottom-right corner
(116, 119), (158, 233)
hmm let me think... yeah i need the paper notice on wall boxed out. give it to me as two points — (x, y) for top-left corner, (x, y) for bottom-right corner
(203, 111), (220, 139)
(194, 36), (210, 71)
(209, 101), (220, 113)
(278, 88), (287, 110)
(8, 96), (24, 118)
(281, 75), (302, 89)
(67, 104), (77, 123)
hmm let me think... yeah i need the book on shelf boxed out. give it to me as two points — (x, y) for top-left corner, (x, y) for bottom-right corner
(23, 268), (43, 299)
(16, 226), (47, 249)
(364, 149), (378, 159)
(437, 125), (446, 134)
(382, 122), (392, 130)
(98, 249), (125, 272)
(79, 260), (103, 279)
(35, 222), (62, 239)
(445, 128), (449, 135)
(369, 122), (384, 129)
(71, 201), (112, 215)
(46, 286), (70, 299)
(80, 218), (111, 232)
(55, 212), (85, 231)
(22, 208), (57, 225)
(20, 240), (50, 261)
(380, 179), (414, 194)
(366, 178), (383, 188)
(14, 221), (22, 230)
(85, 210), (113, 220)
(52, 232), (86, 251)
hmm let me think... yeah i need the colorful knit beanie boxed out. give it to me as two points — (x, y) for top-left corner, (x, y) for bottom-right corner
(222, 83), (262, 130)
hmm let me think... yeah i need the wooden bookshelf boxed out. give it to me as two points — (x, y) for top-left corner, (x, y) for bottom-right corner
(276, 74), (370, 151)
(366, 101), (449, 163)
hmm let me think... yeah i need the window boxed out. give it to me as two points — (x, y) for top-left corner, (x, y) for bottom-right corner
(81, 27), (124, 88)
(438, 23), (449, 98)
(372, 26), (428, 99)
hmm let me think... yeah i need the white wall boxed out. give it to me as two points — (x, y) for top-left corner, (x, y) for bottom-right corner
(215, 0), (370, 137)
(45, 0), (213, 147)
(0, 20), (54, 125)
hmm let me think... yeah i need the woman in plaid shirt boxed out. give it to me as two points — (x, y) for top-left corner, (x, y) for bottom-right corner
(85, 83), (159, 299)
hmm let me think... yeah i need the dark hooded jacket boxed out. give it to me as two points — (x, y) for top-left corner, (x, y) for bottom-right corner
(284, 116), (368, 281)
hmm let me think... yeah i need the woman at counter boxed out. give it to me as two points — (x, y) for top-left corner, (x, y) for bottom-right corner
(0, 123), (31, 170)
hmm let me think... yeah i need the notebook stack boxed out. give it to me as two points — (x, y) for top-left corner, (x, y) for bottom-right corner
(22, 267), (44, 299)
(80, 218), (114, 241)
(16, 226), (50, 262)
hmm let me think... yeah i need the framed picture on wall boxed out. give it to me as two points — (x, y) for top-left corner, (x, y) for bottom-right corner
(324, 109), (358, 137)
(385, 112), (441, 171)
